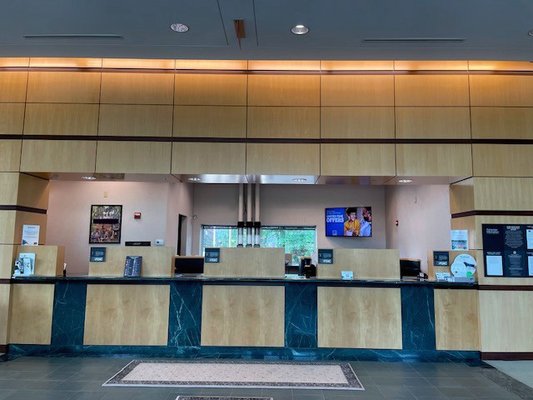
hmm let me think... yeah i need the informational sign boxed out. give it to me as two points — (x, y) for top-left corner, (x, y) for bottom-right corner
(22, 224), (40, 245)
(433, 251), (450, 267)
(482, 224), (533, 278)
(318, 249), (334, 264)
(451, 230), (469, 250)
(204, 248), (220, 263)
(90, 247), (106, 262)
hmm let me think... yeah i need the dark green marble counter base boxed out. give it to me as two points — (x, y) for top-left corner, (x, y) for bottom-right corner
(6, 344), (481, 363)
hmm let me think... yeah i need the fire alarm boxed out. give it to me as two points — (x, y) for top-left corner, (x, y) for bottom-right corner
(134, 212), (141, 220)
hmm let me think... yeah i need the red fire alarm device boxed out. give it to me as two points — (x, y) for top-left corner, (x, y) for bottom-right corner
(134, 212), (141, 220)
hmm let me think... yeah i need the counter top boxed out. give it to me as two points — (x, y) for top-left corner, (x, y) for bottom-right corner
(7, 275), (478, 289)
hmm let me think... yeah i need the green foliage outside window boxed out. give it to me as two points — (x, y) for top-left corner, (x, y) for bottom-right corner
(201, 225), (316, 265)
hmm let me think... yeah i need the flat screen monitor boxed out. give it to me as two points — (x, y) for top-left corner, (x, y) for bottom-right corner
(400, 259), (421, 278)
(325, 207), (372, 237)
(174, 256), (204, 275)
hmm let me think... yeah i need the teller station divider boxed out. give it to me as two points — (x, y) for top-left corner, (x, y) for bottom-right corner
(2, 247), (498, 361)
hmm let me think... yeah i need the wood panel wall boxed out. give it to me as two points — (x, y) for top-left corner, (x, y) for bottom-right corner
(0, 65), (532, 179)
(88, 246), (173, 277)
(479, 290), (533, 352)
(0, 172), (50, 345)
(203, 248), (285, 278)
(317, 249), (400, 280)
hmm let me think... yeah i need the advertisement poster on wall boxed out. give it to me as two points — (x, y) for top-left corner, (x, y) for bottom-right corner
(89, 205), (122, 244)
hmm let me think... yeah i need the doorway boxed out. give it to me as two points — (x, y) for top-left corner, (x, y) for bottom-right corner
(177, 214), (187, 256)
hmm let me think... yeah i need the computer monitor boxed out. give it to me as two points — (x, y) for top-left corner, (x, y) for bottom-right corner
(174, 256), (204, 275)
(400, 258), (421, 278)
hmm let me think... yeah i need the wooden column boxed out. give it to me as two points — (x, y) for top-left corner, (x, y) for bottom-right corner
(0, 172), (50, 348)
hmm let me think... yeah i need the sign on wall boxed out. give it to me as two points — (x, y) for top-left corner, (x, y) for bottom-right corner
(482, 224), (533, 278)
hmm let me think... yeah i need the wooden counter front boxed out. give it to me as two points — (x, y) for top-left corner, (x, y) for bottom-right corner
(317, 249), (400, 280)
(317, 286), (402, 349)
(201, 285), (285, 347)
(84, 284), (170, 346)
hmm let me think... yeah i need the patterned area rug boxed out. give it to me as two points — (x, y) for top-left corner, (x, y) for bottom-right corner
(176, 397), (272, 400)
(104, 360), (364, 390)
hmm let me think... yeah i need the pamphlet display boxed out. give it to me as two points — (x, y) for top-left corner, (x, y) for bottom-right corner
(124, 256), (142, 277)
(21, 224), (40, 245)
(13, 253), (36, 277)
(482, 224), (533, 278)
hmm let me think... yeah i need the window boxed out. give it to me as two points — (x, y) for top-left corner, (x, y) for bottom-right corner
(201, 225), (239, 249)
(201, 225), (316, 265)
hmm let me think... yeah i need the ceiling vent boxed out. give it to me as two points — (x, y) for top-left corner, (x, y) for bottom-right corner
(24, 34), (123, 39)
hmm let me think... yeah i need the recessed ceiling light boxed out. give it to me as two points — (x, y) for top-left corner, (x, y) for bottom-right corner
(170, 23), (189, 33)
(291, 25), (309, 35)
(398, 179), (413, 183)
(188, 177), (201, 182)
(81, 176), (96, 181)
(292, 178), (307, 183)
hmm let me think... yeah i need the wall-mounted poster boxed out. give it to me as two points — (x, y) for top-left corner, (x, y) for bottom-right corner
(482, 224), (533, 278)
(89, 205), (122, 244)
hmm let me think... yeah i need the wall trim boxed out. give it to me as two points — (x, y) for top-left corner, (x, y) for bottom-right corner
(452, 210), (533, 219)
(3, 134), (533, 146)
(478, 285), (533, 291)
(481, 352), (533, 360)
(3, 65), (533, 76)
(0, 205), (47, 215)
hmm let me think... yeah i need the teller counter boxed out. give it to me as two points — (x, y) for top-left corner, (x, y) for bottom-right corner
(3, 247), (530, 361)
(4, 275), (482, 361)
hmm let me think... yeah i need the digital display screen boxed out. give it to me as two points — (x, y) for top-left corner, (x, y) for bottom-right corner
(325, 207), (372, 237)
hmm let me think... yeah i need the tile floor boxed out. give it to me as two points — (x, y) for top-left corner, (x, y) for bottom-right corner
(487, 361), (533, 389)
(0, 356), (531, 400)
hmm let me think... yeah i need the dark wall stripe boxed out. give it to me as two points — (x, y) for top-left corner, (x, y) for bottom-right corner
(3, 134), (533, 146)
(478, 285), (533, 291)
(0, 205), (47, 215)
(3, 65), (533, 76)
(452, 210), (533, 219)
(0, 345), (7, 353)
(0, 279), (10, 284)
(481, 352), (533, 360)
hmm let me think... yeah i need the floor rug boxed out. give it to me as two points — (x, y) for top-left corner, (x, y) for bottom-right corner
(104, 360), (364, 390)
(176, 397), (273, 400)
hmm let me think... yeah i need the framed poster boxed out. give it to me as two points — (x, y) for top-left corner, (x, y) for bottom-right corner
(89, 205), (122, 244)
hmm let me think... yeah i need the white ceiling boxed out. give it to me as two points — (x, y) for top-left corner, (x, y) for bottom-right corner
(0, 0), (532, 60)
